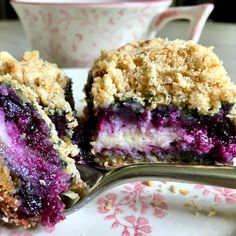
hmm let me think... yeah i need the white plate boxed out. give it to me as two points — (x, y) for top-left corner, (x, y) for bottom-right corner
(1, 69), (236, 236)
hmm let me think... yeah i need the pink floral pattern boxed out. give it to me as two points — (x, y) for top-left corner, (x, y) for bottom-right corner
(14, 3), (212, 67)
(23, 9), (38, 27)
(1, 181), (236, 235)
(194, 185), (236, 204)
(16, 5), (169, 67)
(97, 183), (168, 236)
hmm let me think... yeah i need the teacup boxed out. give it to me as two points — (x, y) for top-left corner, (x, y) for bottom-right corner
(11, 0), (214, 68)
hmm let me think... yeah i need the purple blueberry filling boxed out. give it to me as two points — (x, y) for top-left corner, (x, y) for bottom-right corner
(0, 85), (70, 226)
(91, 100), (236, 165)
(49, 113), (69, 139)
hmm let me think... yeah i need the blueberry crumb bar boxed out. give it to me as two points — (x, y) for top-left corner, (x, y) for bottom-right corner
(85, 38), (236, 168)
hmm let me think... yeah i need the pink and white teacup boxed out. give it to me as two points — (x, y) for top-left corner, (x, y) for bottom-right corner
(11, 0), (214, 68)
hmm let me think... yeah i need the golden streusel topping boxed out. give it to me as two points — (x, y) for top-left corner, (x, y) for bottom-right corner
(0, 159), (15, 193)
(0, 51), (71, 113)
(91, 38), (236, 115)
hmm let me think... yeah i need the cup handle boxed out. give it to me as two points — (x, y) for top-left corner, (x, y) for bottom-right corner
(146, 3), (214, 42)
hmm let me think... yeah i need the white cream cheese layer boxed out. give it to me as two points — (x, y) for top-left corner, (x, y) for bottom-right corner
(0, 109), (11, 147)
(93, 127), (181, 153)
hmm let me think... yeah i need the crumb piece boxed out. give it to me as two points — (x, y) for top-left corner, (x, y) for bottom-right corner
(103, 161), (109, 168)
(0, 159), (15, 192)
(104, 201), (113, 210)
(169, 185), (178, 194)
(152, 201), (162, 207)
(80, 98), (86, 103)
(22, 51), (39, 61)
(208, 207), (216, 216)
(39, 179), (46, 186)
(179, 189), (190, 196)
(142, 181), (159, 187)
(194, 212), (200, 216)
(185, 200), (199, 210)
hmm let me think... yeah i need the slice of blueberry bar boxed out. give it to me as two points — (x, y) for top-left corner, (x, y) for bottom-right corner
(85, 38), (236, 168)
(0, 75), (87, 228)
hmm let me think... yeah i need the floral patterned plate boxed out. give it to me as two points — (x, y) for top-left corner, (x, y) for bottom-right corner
(1, 69), (236, 236)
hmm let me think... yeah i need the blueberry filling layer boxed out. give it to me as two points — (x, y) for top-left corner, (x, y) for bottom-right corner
(49, 112), (70, 139)
(92, 101), (236, 165)
(0, 85), (70, 227)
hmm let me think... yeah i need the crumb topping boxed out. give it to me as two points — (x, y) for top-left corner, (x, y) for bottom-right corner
(90, 38), (236, 115)
(0, 159), (15, 193)
(0, 161), (32, 227)
(0, 189), (36, 228)
(0, 51), (77, 124)
(169, 185), (178, 194)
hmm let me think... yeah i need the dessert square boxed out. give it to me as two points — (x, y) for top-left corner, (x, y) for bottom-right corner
(85, 38), (236, 168)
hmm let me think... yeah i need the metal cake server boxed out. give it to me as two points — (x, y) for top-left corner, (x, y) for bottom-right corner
(67, 163), (236, 214)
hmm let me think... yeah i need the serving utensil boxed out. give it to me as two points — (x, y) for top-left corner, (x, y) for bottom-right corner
(67, 163), (236, 214)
